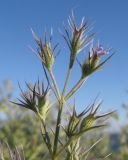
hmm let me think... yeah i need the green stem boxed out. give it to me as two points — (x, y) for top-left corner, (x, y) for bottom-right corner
(52, 67), (72, 158)
(53, 104), (63, 157)
(43, 64), (58, 99)
(38, 114), (53, 158)
(42, 124), (53, 157)
(62, 68), (72, 98)
(48, 69), (62, 159)
(49, 69), (61, 101)
(55, 136), (76, 158)
(56, 132), (86, 159)
(65, 77), (87, 101)
(53, 77), (86, 158)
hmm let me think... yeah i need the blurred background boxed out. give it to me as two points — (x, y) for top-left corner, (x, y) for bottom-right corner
(0, 0), (128, 159)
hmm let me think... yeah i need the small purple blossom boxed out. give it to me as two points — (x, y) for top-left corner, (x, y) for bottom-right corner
(81, 42), (111, 78)
(94, 44), (109, 56)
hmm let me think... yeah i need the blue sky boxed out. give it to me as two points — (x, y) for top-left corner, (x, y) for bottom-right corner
(0, 0), (128, 119)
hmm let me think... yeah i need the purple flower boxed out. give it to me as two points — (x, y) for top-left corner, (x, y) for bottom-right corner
(94, 44), (109, 57)
(81, 42), (110, 78)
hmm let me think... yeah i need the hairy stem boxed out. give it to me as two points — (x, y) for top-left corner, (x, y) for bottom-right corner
(61, 68), (72, 98)
(38, 114), (53, 158)
(65, 77), (87, 101)
(53, 68), (72, 158)
(53, 103), (63, 158)
(43, 64), (58, 99)
(49, 69), (61, 101)
(56, 136), (75, 158)
(53, 77), (86, 158)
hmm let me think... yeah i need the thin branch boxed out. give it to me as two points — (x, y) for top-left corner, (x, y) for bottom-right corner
(42, 64), (57, 99)
(65, 77), (87, 101)
(49, 69), (61, 101)
(61, 68), (72, 99)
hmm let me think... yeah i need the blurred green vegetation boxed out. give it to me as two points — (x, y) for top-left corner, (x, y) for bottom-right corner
(0, 80), (128, 160)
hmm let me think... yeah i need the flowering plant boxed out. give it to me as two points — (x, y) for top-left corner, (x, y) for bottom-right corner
(12, 14), (114, 160)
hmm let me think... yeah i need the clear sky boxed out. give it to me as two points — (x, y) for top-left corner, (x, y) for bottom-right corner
(0, 0), (128, 120)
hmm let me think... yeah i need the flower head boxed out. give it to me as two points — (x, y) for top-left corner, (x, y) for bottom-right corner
(80, 101), (114, 132)
(93, 43), (109, 57)
(13, 82), (50, 121)
(90, 43), (109, 69)
(66, 104), (92, 137)
(62, 14), (94, 68)
(39, 42), (55, 71)
(81, 43), (111, 78)
(31, 29), (58, 71)
(66, 101), (113, 137)
(66, 106), (81, 137)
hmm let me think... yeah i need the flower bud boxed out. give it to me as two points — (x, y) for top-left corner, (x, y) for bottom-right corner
(37, 90), (50, 121)
(67, 109), (80, 137)
(80, 114), (96, 131)
(13, 82), (50, 121)
(67, 105), (89, 137)
(81, 43), (109, 78)
(62, 15), (94, 69)
(39, 42), (54, 71)
(31, 30), (56, 71)
(79, 102), (113, 133)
